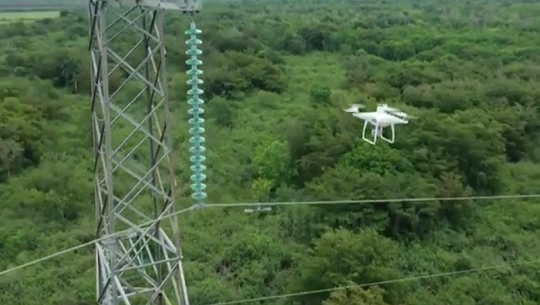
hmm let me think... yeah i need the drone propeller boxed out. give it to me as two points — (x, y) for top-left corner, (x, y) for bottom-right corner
(378, 103), (400, 112)
(377, 104), (417, 120)
(343, 104), (365, 113)
(393, 111), (417, 120)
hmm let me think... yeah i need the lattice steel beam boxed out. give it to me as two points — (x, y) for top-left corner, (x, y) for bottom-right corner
(88, 1), (199, 304)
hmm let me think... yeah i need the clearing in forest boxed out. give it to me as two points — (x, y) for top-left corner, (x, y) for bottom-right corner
(0, 11), (59, 23)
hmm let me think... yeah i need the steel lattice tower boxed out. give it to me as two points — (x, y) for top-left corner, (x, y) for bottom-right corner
(88, 1), (200, 304)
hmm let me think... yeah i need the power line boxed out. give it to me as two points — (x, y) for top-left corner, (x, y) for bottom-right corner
(0, 193), (538, 276)
(205, 194), (540, 209)
(0, 206), (195, 277)
(204, 259), (540, 305)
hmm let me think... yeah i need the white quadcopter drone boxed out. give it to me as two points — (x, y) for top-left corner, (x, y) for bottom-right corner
(343, 103), (413, 145)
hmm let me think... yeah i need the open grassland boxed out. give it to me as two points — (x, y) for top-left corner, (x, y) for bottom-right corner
(0, 0), (84, 12)
(0, 11), (59, 23)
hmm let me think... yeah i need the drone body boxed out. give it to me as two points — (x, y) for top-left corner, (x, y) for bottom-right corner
(344, 103), (413, 145)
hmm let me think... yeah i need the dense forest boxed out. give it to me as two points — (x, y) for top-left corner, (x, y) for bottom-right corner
(1, 0), (540, 304)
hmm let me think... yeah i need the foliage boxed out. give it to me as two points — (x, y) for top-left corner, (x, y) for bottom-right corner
(1, 0), (540, 305)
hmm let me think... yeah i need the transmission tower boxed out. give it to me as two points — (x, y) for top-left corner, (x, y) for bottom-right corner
(88, 1), (200, 304)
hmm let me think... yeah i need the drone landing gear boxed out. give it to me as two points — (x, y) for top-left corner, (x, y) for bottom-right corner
(380, 124), (395, 144)
(362, 122), (395, 145)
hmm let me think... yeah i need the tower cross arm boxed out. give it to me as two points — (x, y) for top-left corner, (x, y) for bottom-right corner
(112, 0), (201, 11)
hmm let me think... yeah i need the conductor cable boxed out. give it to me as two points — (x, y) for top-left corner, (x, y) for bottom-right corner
(0, 206), (195, 276)
(1, 193), (539, 276)
(204, 193), (540, 209)
(204, 259), (540, 305)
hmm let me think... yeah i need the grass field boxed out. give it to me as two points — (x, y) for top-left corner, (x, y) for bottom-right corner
(0, 11), (59, 23)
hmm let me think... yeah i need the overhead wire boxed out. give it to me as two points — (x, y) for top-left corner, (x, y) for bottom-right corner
(1, 193), (539, 276)
(0, 206), (195, 276)
(204, 259), (540, 305)
(204, 194), (540, 209)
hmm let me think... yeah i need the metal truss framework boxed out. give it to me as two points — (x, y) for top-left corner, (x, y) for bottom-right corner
(88, 1), (199, 304)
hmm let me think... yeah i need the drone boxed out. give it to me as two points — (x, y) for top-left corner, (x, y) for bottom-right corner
(343, 103), (414, 145)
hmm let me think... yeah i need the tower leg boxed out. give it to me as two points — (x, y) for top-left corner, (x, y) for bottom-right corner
(89, 1), (189, 304)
